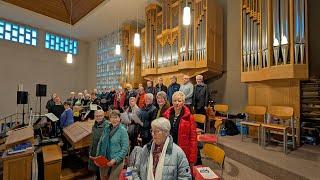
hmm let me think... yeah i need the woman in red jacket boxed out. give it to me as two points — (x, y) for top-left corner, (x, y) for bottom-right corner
(114, 87), (126, 112)
(163, 91), (197, 167)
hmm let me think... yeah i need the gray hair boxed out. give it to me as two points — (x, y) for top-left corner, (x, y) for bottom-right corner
(95, 109), (104, 115)
(151, 117), (171, 134)
(156, 91), (167, 101)
(196, 75), (203, 80)
(145, 93), (154, 101)
(129, 97), (136, 101)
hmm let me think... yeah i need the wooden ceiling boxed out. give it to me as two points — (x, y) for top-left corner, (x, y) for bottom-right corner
(2, 0), (105, 24)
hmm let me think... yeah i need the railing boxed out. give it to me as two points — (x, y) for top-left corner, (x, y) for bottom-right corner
(0, 113), (28, 136)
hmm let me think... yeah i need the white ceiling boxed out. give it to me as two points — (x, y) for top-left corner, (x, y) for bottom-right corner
(0, 0), (158, 42)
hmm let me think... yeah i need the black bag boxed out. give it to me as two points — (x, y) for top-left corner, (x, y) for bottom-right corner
(225, 120), (239, 136)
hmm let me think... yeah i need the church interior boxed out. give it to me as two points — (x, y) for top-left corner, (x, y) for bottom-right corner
(0, 0), (320, 179)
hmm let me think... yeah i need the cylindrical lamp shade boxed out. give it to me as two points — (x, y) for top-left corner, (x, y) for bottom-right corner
(183, 6), (191, 26)
(67, 53), (73, 64)
(115, 44), (121, 55)
(134, 33), (140, 47)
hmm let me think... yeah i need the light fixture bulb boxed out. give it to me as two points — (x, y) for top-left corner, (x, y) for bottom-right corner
(183, 6), (191, 26)
(115, 44), (121, 55)
(281, 36), (288, 45)
(134, 33), (140, 47)
(273, 38), (279, 47)
(66, 53), (73, 64)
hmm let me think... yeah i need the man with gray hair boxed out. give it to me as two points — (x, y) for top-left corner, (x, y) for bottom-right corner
(193, 75), (208, 115)
(179, 75), (194, 111)
(138, 93), (158, 145)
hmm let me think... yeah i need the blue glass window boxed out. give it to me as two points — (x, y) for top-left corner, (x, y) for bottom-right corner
(0, 19), (37, 46)
(45, 32), (78, 55)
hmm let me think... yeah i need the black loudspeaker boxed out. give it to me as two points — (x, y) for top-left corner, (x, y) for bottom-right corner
(17, 91), (28, 104)
(36, 84), (47, 97)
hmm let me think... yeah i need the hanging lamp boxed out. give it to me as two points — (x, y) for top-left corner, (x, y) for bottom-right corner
(115, 17), (121, 55)
(134, 8), (140, 47)
(66, 0), (73, 64)
(183, 0), (191, 26)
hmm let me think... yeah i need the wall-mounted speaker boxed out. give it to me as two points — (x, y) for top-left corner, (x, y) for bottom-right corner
(36, 84), (47, 97)
(17, 91), (28, 104)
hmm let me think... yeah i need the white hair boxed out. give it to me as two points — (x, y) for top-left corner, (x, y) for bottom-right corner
(151, 117), (171, 134)
(145, 93), (154, 101)
(95, 109), (104, 115)
(196, 75), (203, 80)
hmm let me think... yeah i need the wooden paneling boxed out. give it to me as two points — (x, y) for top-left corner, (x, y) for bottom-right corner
(248, 79), (301, 145)
(3, 0), (104, 24)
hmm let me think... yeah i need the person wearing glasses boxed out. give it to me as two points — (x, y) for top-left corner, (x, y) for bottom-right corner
(132, 117), (191, 180)
(96, 110), (129, 180)
(89, 110), (108, 180)
(163, 91), (197, 168)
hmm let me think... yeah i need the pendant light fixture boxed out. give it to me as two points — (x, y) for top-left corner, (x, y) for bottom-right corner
(134, 8), (140, 47)
(115, 17), (121, 55)
(66, 0), (73, 64)
(183, 0), (191, 26)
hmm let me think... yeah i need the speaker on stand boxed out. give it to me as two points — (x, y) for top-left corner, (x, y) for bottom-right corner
(17, 91), (28, 126)
(36, 84), (47, 118)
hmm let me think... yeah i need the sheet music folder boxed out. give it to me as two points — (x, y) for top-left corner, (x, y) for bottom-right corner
(44, 113), (59, 122)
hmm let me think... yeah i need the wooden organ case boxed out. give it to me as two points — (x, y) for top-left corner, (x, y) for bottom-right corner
(141, 0), (223, 84)
(241, 0), (309, 146)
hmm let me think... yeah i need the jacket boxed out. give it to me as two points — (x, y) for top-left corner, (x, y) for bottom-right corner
(163, 106), (197, 164)
(155, 84), (168, 94)
(60, 108), (74, 128)
(167, 83), (180, 104)
(88, 119), (108, 171)
(96, 123), (129, 164)
(132, 136), (191, 180)
(156, 101), (170, 119)
(137, 92), (146, 109)
(193, 83), (208, 109)
(179, 82), (194, 105)
(114, 92), (126, 110)
(146, 87), (156, 95)
(139, 104), (157, 144)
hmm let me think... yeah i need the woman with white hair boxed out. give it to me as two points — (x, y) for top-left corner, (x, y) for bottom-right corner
(132, 117), (191, 180)
(163, 91), (197, 167)
(139, 93), (158, 145)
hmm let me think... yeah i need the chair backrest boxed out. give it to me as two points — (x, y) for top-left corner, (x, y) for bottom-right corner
(214, 120), (223, 135)
(203, 143), (225, 167)
(268, 106), (294, 118)
(194, 114), (206, 124)
(245, 105), (267, 116)
(214, 104), (229, 113)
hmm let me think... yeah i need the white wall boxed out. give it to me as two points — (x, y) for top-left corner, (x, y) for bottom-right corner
(0, 28), (89, 117)
(207, 0), (248, 114)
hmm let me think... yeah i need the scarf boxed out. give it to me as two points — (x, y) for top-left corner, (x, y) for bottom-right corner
(147, 137), (169, 180)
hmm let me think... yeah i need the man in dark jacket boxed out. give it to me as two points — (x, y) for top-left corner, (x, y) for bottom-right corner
(145, 80), (156, 95)
(46, 93), (57, 113)
(193, 75), (208, 115)
(167, 75), (180, 105)
(138, 93), (157, 145)
(155, 77), (167, 94)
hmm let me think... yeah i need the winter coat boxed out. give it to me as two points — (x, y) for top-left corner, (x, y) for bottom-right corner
(180, 82), (194, 105)
(60, 108), (74, 128)
(138, 104), (157, 145)
(167, 83), (180, 104)
(146, 87), (156, 95)
(155, 84), (168, 94)
(163, 106), (197, 164)
(114, 92), (126, 110)
(88, 119), (108, 171)
(132, 135), (192, 180)
(156, 101), (170, 119)
(137, 92), (146, 109)
(96, 123), (129, 164)
(193, 83), (209, 110)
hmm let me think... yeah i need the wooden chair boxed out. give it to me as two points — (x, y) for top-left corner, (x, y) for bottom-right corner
(197, 120), (223, 144)
(261, 106), (295, 154)
(203, 143), (225, 176)
(194, 114), (206, 133)
(214, 104), (229, 121)
(240, 105), (267, 146)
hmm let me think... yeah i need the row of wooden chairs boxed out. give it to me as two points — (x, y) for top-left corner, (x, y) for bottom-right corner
(240, 105), (296, 154)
